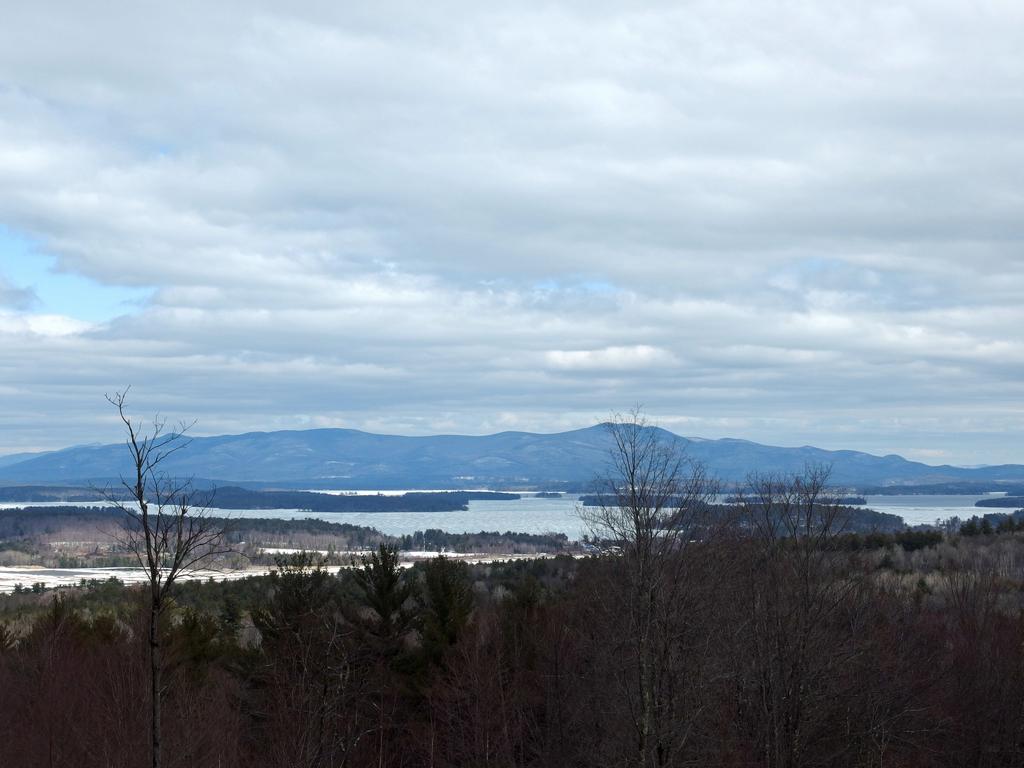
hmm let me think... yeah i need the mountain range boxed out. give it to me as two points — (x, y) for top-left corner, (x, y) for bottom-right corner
(1, 425), (1023, 489)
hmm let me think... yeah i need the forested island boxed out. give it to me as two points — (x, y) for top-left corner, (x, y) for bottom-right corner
(202, 487), (519, 512)
(0, 485), (519, 512)
(974, 495), (1024, 508)
(578, 495), (900, 532)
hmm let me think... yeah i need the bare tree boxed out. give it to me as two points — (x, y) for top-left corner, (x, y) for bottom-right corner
(580, 409), (724, 767)
(103, 389), (230, 768)
(733, 466), (865, 768)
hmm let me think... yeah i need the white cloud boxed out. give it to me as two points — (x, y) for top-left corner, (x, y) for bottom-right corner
(545, 345), (677, 371)
(0, 311), (91, 337)
(0, 1), (1021, 463)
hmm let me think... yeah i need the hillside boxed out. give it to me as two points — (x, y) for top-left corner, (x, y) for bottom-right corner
(0, 424), (1022, 488)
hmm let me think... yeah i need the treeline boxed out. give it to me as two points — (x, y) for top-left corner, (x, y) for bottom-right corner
(1, 504), (120, 528)
(2, 526), (1024, 767)
(0, 505), (390, 540)
(959, 510), (1024, 535)
(827, 528), (944, 551)
(861, 481), (1024, 495)
(397, 528), (569, 553)
(0, 485), (115, 503)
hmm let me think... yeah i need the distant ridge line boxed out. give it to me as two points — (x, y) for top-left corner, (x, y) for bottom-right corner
(1, 424), (1022, 488)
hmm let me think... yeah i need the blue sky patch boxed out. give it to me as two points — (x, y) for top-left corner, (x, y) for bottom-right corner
(0, 227), (150, 322)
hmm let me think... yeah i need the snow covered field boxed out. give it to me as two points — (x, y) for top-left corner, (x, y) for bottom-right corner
(0, 566), (274, 594)
(0, 552), (557, 594)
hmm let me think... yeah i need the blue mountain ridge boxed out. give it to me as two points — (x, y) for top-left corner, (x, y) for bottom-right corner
(0, 424), (1021, 488)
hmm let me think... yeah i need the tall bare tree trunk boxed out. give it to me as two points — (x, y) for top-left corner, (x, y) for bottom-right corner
(150, 596), (162, 768)
(638, 625), (652, 768)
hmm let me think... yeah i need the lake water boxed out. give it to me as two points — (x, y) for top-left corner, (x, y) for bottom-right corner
(224, 495), (594, 539)
(862, 495), (1007, 527)
(143, 493), (1022, 536)
(2, 493), (1014, 538)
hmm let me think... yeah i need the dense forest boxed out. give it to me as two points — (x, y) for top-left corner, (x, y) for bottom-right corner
(3, 522), (1024, 767)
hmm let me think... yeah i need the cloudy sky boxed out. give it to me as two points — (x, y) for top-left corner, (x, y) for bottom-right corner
(1, 1), (1022, 464)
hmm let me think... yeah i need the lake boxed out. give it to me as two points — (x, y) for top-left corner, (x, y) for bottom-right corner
(2, 493), (1013, 538)
(227, 493), (1004, 535)
(223, 495), (593, 538)
(861, 494), (1006, 527)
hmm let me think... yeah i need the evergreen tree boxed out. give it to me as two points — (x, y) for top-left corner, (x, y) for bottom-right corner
(419, 556), (473, 666)
(350, 544), (415, 657)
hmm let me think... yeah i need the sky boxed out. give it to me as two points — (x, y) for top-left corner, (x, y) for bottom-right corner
(0, 1), (1022, 465)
